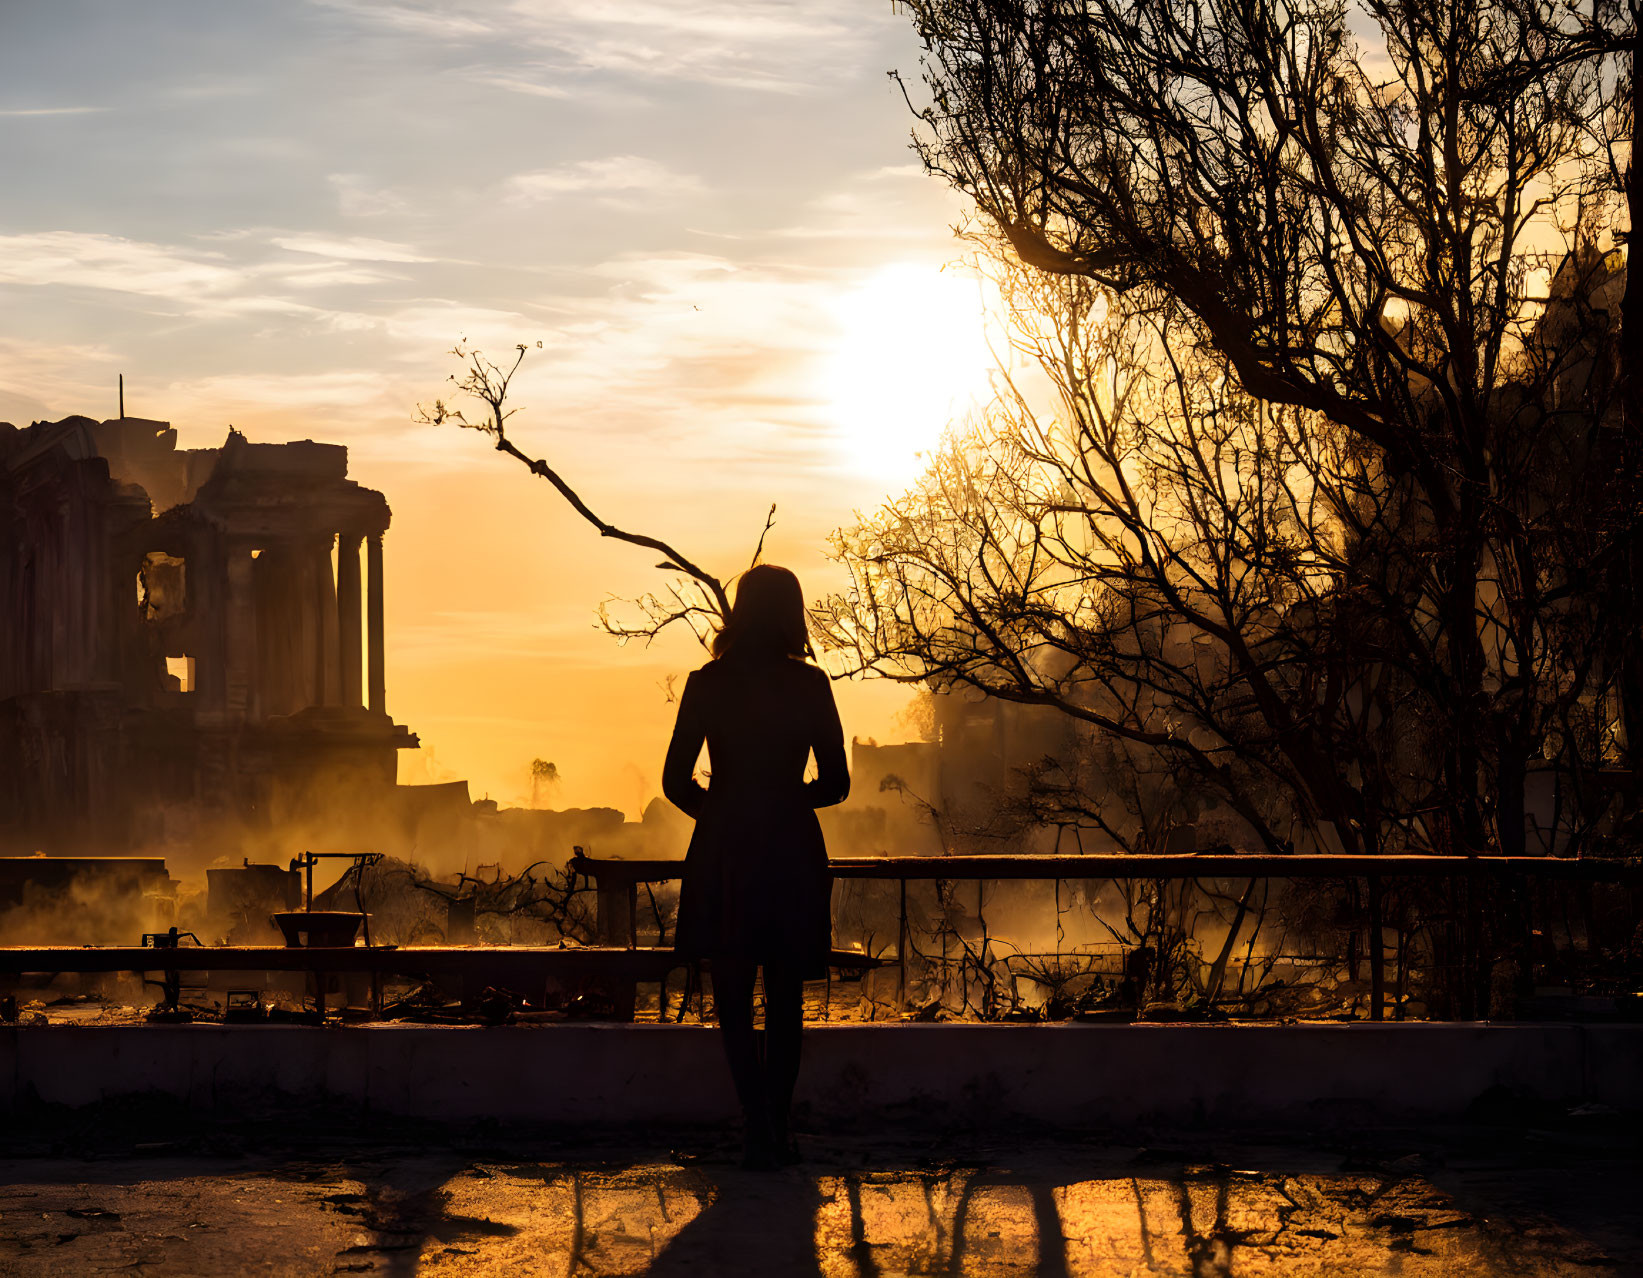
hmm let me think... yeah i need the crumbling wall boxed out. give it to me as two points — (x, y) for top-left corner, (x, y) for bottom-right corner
(0, 416), (415, 864)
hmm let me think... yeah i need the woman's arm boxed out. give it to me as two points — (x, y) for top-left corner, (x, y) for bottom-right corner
(661, 672), (709, 818)
(805, 671), (850, 809)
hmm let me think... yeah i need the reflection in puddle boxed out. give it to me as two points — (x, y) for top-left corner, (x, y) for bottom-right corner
(806, 1166), (1566, 1277)
(247, 1162), (1638, 1275)
(0, 1154), (1619, 1275)
(422, 1168), (713, 1274)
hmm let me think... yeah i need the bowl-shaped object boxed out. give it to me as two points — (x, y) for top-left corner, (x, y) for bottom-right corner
(272, 910), (364, 948)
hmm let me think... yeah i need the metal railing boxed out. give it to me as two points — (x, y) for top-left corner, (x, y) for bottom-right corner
(570, 851), (1643, 1022)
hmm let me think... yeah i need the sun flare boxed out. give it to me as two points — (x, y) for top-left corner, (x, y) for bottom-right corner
(823, 263), (995, 486)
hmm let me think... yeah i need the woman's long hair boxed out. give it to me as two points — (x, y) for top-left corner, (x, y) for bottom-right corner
(711, 564), (813, 661)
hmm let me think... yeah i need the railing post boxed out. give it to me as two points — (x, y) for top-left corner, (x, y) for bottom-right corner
(595, 881), (632, 947)
(1368, 873), (1385, 1021)
(590, 870), (637, 1020)
(898, 877), (908, 1011)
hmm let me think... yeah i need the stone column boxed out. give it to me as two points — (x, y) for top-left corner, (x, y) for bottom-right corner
(367, 533), (385, 715)
(224, 550), (255, 718)
(338, 532), (363, 709)
(312, 537), (335, 707)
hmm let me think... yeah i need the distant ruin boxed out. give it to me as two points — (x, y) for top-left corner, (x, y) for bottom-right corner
(0, 415), (415, 858)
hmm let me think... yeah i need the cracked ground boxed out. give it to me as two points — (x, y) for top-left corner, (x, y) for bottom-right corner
(0, 1108), (1637, 1276)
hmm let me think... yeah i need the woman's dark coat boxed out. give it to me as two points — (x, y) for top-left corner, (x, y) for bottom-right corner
(662, 653), (849, 976)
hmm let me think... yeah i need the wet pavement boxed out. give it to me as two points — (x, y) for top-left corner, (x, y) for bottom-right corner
(0, 1118), (1637, 1275)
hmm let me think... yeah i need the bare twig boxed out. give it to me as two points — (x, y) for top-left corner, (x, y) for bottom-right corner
(419, 340), (783, 645)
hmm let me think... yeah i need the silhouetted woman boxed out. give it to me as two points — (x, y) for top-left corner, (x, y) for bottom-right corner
(662, 564), (849, 1168)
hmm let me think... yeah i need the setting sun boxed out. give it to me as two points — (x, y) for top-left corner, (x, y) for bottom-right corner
(824, 262), (995, 484)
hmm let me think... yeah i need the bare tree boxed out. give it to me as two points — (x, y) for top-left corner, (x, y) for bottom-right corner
(823, 283), (1365, 850)
(875, 0), (1641, 859)
(418, 340), (777, 646)
(820, 245), (1639, 1009)
(529, 758), (560, 809)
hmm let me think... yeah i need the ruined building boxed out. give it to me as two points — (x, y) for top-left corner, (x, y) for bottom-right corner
(0, 415), (418, 856)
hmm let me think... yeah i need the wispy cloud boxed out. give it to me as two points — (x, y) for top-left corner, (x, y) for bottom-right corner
(307, 0), (492, 41)
(379, 300), (545, 351)
(277, 263), (405, 290)
(497, 251), (841, 458)
(327, 174), (408, 219)
(470, 73), (570, 100)
(503, 156), (703, 206)
(314, 0), (894, 93)
(0, 230), (420, 324)
(864, 164), (927, 181)
(524, 0), (888, 92)
(0, 105), (108, 117)
(760, 164), (964, 242)
(0, 232), (246, 300)
(271, 234), (432, 263)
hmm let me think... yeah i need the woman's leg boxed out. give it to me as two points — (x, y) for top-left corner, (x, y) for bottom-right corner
(710, 957), (770, 1164)
(711, 956), (760, 1106)
(761, 961), (805, 1152)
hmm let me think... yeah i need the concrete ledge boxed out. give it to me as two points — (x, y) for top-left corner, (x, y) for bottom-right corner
(2, 1023), (1638, 1129)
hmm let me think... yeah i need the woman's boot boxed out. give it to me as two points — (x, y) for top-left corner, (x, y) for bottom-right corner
(740, 1102), (776, 1170)
(767, 1102), (800, 1166)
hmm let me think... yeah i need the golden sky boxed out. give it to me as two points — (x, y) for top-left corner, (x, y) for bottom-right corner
(0, 1), (995, 811)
